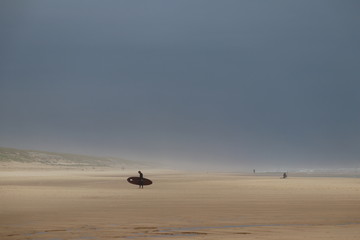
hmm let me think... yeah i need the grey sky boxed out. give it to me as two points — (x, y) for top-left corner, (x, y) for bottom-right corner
(1, 0), (359, 170)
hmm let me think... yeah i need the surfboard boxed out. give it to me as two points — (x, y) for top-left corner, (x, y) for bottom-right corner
(127, 177), (152, 186)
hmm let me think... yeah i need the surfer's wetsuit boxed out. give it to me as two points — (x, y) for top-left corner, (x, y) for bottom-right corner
(138, 171), (144, 188)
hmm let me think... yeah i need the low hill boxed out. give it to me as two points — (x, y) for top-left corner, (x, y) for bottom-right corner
(0, 147), (150, 169)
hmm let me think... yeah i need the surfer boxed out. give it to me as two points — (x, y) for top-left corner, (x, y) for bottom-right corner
(138, 171), (144, 188)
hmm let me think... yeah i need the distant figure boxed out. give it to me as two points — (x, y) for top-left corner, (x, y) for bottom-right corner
(282, 172), (287, 179)
(253, 169), (256, 174)
(138, 170), (144, 188)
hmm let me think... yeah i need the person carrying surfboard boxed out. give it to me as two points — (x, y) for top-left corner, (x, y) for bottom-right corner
(138, 171), (144, 188)
(127, 174), (152, 187)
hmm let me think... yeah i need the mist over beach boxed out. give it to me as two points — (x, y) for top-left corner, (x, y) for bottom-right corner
(1, 0), (360, 239)
(1, 0), (360, 171)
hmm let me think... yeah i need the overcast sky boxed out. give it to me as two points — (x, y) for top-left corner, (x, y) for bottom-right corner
(1, 0), (359, 171)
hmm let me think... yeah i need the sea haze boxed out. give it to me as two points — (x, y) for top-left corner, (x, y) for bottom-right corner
(0, 0), (359, 171)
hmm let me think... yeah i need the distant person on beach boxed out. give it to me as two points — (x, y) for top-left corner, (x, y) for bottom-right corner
(283, 172), (287, 179)
(253, 169), (256, 174)
(138, 170), (144, 188)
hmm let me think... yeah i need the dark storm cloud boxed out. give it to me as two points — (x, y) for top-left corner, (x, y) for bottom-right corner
(1, 0), (360, 170)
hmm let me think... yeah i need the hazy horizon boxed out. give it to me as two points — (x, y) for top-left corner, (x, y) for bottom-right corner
(1, 1), (360, 171)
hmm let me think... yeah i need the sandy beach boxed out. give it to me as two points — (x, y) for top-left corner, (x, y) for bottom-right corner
(1, 167), (360, 240)
(2, 1), (360, 239)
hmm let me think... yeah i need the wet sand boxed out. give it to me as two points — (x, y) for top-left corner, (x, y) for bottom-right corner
(1, 168), (360, 239)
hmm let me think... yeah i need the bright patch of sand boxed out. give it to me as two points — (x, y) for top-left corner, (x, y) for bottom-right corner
(1, 168), (360, 239)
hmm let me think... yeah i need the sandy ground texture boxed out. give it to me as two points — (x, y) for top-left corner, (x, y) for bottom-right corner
(1, 168), (360, 240)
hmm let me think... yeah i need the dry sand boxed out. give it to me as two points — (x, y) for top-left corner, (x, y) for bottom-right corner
(1, 167), (360, 240)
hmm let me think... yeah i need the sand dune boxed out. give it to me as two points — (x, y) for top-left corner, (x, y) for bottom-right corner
(1, 168), (359, 239)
